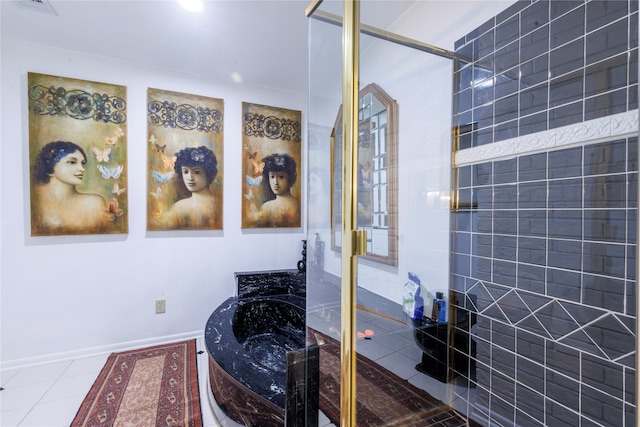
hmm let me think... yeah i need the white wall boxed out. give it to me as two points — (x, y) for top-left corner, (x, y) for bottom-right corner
(1, 40), (307, 367)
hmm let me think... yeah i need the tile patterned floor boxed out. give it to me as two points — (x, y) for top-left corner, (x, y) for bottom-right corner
(1, 308), (468, 426)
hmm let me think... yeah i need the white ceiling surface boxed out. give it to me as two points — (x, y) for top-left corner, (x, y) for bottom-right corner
(2, 0), (428, 94)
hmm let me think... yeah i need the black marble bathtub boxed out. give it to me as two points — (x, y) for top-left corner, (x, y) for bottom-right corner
(205, 270), (317, 427)
(235, 269), (306, 299)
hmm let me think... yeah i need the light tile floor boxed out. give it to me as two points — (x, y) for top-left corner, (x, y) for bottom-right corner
(1, 308), (471, 427)
(0, 339), (219, 427)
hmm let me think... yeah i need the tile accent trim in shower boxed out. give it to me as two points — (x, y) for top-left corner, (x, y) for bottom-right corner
(455, 109), (639, 166)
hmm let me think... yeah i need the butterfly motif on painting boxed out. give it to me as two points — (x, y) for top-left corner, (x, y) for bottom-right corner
(105, 198), (124, 222)
(244, 144), (257, 159)
(97, 165), (123, 180)
(245, 175), (263, 187)
(150, 187), (163, 198)
(111, 183), (126, 196)
(161, 155), (176, 169)
(152, 170), (174, 183)
(92, 147), (111, 163)
(104, 128), (124, 146)
(104, 135), (119, 146)
(252, 160), (265, 175)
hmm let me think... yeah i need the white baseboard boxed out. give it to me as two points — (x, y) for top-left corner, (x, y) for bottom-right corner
(1, 330), (204, 371)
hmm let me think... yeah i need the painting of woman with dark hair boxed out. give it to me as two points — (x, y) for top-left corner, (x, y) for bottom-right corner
(28, 72), (128, 236)
(240, 102), (301, 229)
(167, 146), (220, 229)
(146, 87), (223, 231)
(255, 153), (300, 227)
(31, 141), (109, 235)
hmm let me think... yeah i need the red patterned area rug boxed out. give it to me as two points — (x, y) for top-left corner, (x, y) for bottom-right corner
(310, 329), (480, 427)
(71, 340), (202, 427)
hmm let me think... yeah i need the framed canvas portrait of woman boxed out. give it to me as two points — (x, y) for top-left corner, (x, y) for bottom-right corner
(146, 88), (224, 231)
(28, 72), (128, 236)
(241, 102), (302, 229)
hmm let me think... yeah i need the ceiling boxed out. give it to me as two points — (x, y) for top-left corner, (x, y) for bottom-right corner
(2, 0), (421, 94)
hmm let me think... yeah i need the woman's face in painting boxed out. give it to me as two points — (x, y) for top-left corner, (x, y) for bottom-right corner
(51, 150), (86, 186)
(268, 171), (290, 196)
(309, 172), (325, 197)
(181, 166), (209, 192)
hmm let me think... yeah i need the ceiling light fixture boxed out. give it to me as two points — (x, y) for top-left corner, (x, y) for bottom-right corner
(231, 72), (243, 84)
(13, 0), (58, 15)
(179, 0), (203, 12)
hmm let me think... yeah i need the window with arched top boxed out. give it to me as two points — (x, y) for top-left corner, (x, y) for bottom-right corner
(331, 83), (398, 266)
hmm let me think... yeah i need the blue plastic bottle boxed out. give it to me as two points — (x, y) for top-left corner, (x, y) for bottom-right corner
(414, 291), (424, 320)
(433, 292), (447, 323)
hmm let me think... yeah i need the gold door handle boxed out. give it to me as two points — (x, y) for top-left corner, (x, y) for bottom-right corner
(353, 229), (367, 256)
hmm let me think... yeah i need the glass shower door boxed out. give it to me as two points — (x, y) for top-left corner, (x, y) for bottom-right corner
(306, 1), (471, 425)
(305, 4), (344, 426)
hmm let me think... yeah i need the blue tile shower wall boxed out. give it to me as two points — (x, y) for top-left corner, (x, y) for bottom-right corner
(451, 1), (638, 426)
(452, 138), (637, 426)
(453, 0), (638, 148)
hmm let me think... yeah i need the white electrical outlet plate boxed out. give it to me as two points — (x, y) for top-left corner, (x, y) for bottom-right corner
(155, 299), (166, 314)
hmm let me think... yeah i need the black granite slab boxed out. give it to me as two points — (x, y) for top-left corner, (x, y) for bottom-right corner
(235, 269), (306, 299)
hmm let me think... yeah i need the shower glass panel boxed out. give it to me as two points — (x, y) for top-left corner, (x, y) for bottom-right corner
(307, 1), (463, 425)
(306, 7), (344, 426)
(307, 1), (638, 426)
(352, 25), (460, 426)
(306, 0), (342, 264)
